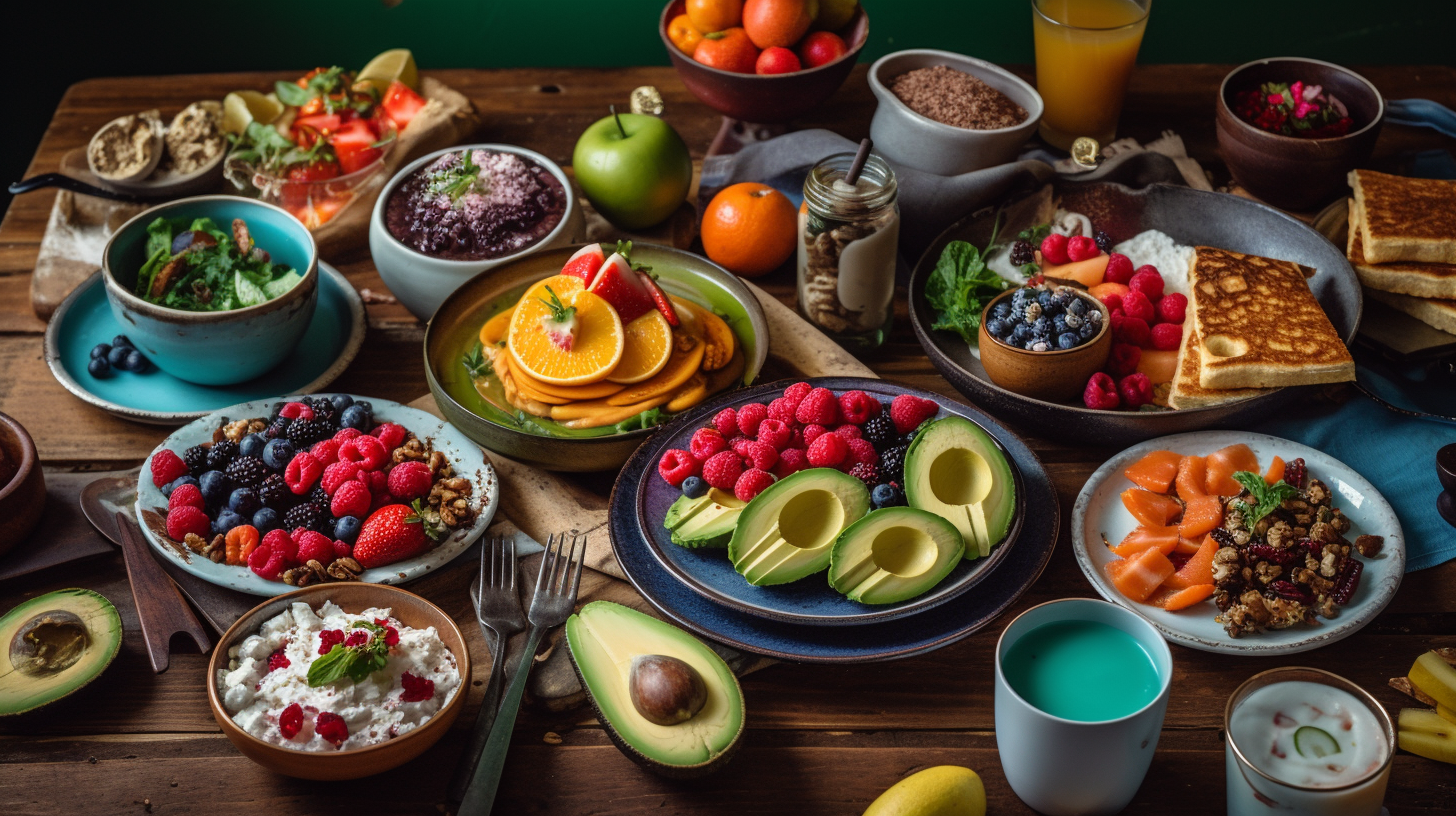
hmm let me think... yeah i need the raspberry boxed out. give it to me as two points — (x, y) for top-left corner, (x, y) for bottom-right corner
(1122, 290), (1155, 323)
(1156, 292), (1187, 324)
(657, 449), (699, 487)
(332, 539), (352, 559)
(1103, 253), (1134, 284)
(1114, 315), (1151, 347)
(802, 424), (829, 446)
(782, 382), (812, 410)
(1083, 372), (1121, 410)
(734, 468), (776, 502)
(266, 647), (291, 673)
(321, 461), (363, 496)
(743, 441), (779, 471)
(736, 403), (768, 437)
(1118, 373), (1153, 409)
(263, 528), (297, 563)
(889, 394), (937, 434)
(1040, 233), (1069, 265)
(1100, 292), (1124, 313)
(375, 618), (402, 645)
(278, 401), (313, 420)
(756, 418), (792, 450)
(1283, 458), (1307, 489)
(1150, 322), (1183, 351)
(766, 397), (797, 424)
(168, 483), (205, 512)
(701, 451), (743, 490)
(807, 432), (849, 467)
(315, 712), (349, 746)
(837, 390), (881, 425)
(344, 630), (370, 648)
(833, 424), (862, 440)
(689, 428), (728, 462)
(279, 703), (304, 740)
(310, 439), (340, 467)
(1128, 269), (1164, 302)
(848, 462), (879, 485)
(372, 422), (408, 451)
(387, 460), (433, 501)
(712, 408), (739, 438)
(295, 530), (334, 565)
(1107, 343), (1142, 378)
(731, 437), (756, 459)
(331, 480), (372, 519)
(788, 427), (806, 450)
(285, 452), (323, 494)
(248, 539), (287, 580)
(361, 470), (390, 510)
(1066, 235), (1100, 262)
(400, 670), (436, 703)
(773, 448), (807, 479)
(795, 387), (839, 425)
(150, 450), (190, 488)
(845, 438), (878, 467)
(339, 435), (388, 471)
(318, 629), (345, 655)
(333, 427), (363, 444)
(166, 505), (210, 540)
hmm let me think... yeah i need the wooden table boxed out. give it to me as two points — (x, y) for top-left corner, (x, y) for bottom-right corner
(2, 66), (1454, 815)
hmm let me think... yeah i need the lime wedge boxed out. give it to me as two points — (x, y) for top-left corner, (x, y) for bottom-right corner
(1293, 725), (1341, 759)
(357, 48), (418, 92)
(263, 271), (303, 300)
(222, 91), (284, 136)
(234, 271), (268, 308)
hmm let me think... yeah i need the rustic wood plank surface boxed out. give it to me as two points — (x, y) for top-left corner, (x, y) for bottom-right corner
(2, 65), (1455, 815)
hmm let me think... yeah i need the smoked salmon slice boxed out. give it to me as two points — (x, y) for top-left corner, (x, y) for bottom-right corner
(1175, 455), (1207, 501)
(1163, 535), (1218, 590)
(1110, 525), (1180, 558)
(1121, 488), (1184, 527)
(1178, 494), (1224, 539)
(1105, 547), (1177, 602)
(1124, 450), (1183, 493)
(1174, 536), (1205, 555)
(1148, 583), (1216, 611)
(1204, 444), (1261, 496)
(1264, 455), (1286, 486)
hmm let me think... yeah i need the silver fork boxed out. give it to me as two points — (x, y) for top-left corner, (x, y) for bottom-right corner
(447, 536), (526, 805)
(458, 532), (586, 816)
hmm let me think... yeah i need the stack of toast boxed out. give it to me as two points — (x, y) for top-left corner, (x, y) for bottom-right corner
(1347, 169), (1456, 334)
(1168, 246), (1354, 409)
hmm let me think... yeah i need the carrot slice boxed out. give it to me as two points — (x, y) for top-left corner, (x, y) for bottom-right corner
(1110, 525), (1180, 558)
(1148, 583), (1216, 611)
(1205, 444), (1261, 496)
(1175, 455), (1207, 501)
(1106, 547), (1177, 602)
(1124, 450), (1183, 493)
(1121, 488), (1184, 527)
(1164, 535), (1218, 589)
(1178, 494), (1224, 539)
(1264, 455), (1286, 486)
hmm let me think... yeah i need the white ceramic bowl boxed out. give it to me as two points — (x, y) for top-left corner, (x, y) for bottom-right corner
(369, 144), (584, 321)
(868, 49), (1043, 177)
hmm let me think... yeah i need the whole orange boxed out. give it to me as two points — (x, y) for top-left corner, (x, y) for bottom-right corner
(742, 0), (817, 49)
(686, 0), (742, 34)
(701, 183), (799, 277)
(667, 13), (705, 56)
(693, 28), (760, 74)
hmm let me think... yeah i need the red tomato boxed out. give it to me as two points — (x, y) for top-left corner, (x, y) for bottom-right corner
(292, 114), (343, 146)
(330, 119), (383, 174)
(381, 81), (426, 131)
(285, 161), (341, 184)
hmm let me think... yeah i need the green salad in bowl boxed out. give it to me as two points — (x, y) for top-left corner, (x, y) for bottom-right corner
(135, 216), (304, 312)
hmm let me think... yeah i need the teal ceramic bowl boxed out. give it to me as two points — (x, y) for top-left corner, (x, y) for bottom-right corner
(102, 195), (319, 386)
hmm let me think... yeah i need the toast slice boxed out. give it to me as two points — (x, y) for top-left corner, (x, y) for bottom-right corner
(1366, 288), (1456, 336)
(1349, 169), (1456, 264)
(1168, 322), (1269, 409)
(1189, 246), (1354, 389)
(1347, 200), (1456, 298)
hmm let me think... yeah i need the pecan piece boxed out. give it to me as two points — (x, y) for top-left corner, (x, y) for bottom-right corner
(1355, 535), (1383, 558)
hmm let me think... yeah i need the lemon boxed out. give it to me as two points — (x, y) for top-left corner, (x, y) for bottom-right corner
(862, 766), (986, 816)
(221, 91), (284, 136)
(357, 48), (418, 92)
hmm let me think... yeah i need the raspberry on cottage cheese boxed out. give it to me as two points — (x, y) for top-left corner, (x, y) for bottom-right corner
(219, 601), (460, 751)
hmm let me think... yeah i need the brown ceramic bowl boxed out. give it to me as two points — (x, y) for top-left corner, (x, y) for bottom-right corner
(206, 584), (471, 780)
(977, 289), (1112, 403)
(1216, 57), (1384, 212)
(660, 0), (869, 123)
(0, 412), (45, 559)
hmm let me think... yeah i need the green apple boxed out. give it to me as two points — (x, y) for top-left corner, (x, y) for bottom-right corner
(573, 109), (693, 231)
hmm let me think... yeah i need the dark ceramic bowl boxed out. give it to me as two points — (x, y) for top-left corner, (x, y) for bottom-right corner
(0, 412), (45, 559)
(909, 181), (1362, 447)
(1216, 57), (1384, 212)
(977, 288), (1111, 403)
(659, 0), (868, 123)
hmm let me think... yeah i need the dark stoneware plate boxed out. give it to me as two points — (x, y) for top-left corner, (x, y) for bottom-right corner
(619, 378), (1025, 626)
(909, 182), (1363, 447)
(609, 378), (1058, 662)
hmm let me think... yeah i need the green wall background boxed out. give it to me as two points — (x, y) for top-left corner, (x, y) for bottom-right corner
(4, 0), (1454, 214)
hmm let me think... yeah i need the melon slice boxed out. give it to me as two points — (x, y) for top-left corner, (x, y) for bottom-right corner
(1136, 349), (1180, 385)
(1110, 525), (1180, 558)
(1205, 444), (1262, 496)
(1042, 254), (1110, 288)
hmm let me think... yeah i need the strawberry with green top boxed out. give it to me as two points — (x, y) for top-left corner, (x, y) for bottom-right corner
(352, 501), (444, 569)
(537, 285), (579, 351)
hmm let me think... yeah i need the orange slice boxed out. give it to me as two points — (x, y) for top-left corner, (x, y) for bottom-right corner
(507, 275), (623, 386)
(606, 333), (707, 406)
(479, 305), (516, 345)
(513, 364), (625, 401)
(672, 297), (737, 371)
(607, 310), (674, 384)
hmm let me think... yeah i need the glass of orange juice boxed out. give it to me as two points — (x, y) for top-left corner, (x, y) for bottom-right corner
(1032, 0), (1151, 150)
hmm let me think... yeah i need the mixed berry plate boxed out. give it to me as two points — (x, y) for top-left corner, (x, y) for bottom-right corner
(135, 396), (498, 596)
(1072, 431), (1405, 656)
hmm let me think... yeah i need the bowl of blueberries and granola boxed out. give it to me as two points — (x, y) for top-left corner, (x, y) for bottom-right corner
(977, 283), (1112, 403)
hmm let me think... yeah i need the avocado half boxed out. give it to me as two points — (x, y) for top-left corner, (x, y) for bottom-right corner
(828, 507), (965, 605)
(728, 467), (870, 585)
(904, 416), (1017, 560)
(664, 488), (746, 549)
(565, 601), (744, 778)
(0, 588), (122, 716)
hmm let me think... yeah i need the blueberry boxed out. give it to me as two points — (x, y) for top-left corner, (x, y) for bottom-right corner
(212, 509), (245, 536)
(239, 433), (266, 459)
(1052, 315), (1069, 336)
(1031, 316), (1051, 337)
(871, 483), (905, 509)
(1011, 323), (1033, 343)
(1064, 312), (1083, 329)
(1037, 290), (1056, 310)
(88, 357), (111, 377)
(252, 507), (281, 534)
(90, 343), (111, 359)
(262, 438), (296, 470)
(328, 394), (354, 413)
(1054, 288), (1074, 305)
(1079, 322), (1099, 340)
(986, 318), (1009, 338)
(681, 476), (707, 499)
(333, 515), (362, 544)
(118, 349), (148, 372)
(1057, 332), (1080, 350)
(228, 487), (261, 517)
(199, 470), (230, 505)
(107, 346), (129, 367)
(111, 334), (133, 349)
(340, 404), (372, 430)
(1068, 298), (1087, 316)
(992, 302), (1012, 320)
(355, 401), (372, 412)
(162, 475), (199, 498)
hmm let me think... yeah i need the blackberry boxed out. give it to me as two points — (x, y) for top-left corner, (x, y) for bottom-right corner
(284, 502), (327, 533)
(304, 395), (338, 429)
(183, 445), (210, 476)
(286, 418), (331, 448)
(848, 462), (879, 485)
(880, 444), (908, 484)
(1094, 230), (1113, 253)
(265, 417), (292, 439)
(308, 485), (330, 509)
(1009, 240), (1035, 267)
(258, 474), (293, 510)
(863, 414), (898, 450)
(206, 440), (239, 470)
(225, 455), (269, 487)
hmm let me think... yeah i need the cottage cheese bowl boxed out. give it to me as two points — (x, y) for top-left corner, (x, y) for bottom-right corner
(207, 584), (470, 780)
(370, 144), (582, 321)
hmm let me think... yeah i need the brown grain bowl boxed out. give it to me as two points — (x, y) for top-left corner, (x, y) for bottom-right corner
(206, 583), (471, 781)
(977, 289), (1112, 403)
(0, 412), (45, 559)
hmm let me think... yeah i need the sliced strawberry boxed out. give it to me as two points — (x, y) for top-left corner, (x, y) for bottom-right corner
(641, 275), (680, 327)
(330, 119), (383, 174)
(381, 80), (427, 132)
(588, 253), (655, 323)
(561, 244), (606, 286)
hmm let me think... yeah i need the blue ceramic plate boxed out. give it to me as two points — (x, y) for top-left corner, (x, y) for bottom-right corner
(44, 263), (365, 425)
(627, 378), (1026, 626)
(609, 378), (1059, 662)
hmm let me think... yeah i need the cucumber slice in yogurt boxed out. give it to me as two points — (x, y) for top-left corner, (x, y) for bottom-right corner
(1293, 725), (1341, 758)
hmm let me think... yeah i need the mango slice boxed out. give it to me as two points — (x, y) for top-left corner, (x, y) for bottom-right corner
(666, 373), (708, 413)
(606, 334), (706, 406)
(674, 298), (737, 371)
(479, 305), (516, 345)
(555, 394), (674, 429)
(706, 345), (746, 394)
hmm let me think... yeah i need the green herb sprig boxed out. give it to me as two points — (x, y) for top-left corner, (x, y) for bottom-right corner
(462, 342), (493, 379)
(428, 149), (485, 202)
(307, 620), (390, 687)
(925, 212), (1013, 344)
(538, 285), (576, 323)
(1232, 471), (1300, 530)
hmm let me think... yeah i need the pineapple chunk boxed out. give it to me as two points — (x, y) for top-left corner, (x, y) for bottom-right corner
(1440, 704), (1456, 725)
(1398, 708), (1456, 764)
(1409, 651), (1456, 710)
(1399, 707), (1454, 736)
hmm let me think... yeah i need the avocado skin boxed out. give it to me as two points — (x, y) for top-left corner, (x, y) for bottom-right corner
(828, 506), (964, 605)
(0, 588), (122, 716)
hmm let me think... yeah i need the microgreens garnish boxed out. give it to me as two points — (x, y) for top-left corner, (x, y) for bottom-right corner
(428, 149), (487, 203)
(274, 67), (350, 112)
(538, 285), (576, 323)
(1232, 471), (1301, 531)
(307, 620), (390, 687)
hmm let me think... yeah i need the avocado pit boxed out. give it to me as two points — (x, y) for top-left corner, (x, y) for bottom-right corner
(9, 611), (89, 676)
(629, 654), (707, 726)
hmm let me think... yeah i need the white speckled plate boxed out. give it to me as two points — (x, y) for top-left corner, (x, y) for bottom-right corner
(1072, 431), (1404, 655)
(135, 397), (498, 596)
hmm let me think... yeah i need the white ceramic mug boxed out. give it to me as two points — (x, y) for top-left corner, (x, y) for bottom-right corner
(994, 598), (1173, 816)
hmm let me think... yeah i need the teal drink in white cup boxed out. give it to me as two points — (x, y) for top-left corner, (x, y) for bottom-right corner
(994, 598), (1173, 816)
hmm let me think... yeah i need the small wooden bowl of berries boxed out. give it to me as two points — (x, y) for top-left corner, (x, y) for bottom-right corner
(978, 283), (1112, 403)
